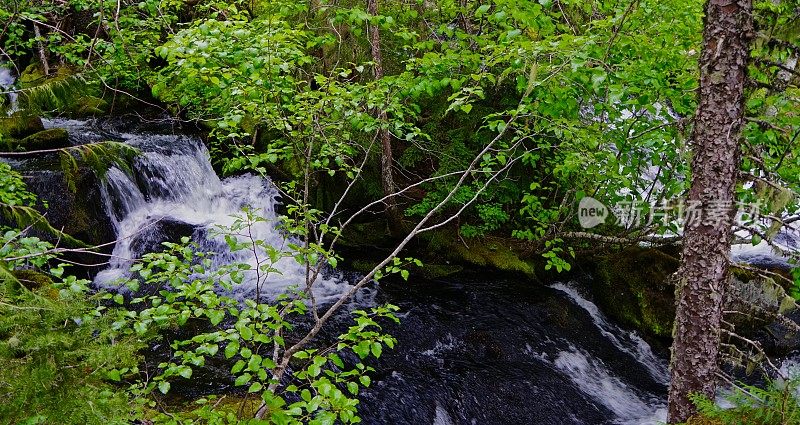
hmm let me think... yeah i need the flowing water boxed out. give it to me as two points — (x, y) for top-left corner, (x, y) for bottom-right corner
(359, 277), (669, 424)
(43, 118), (350, 301)
(49, 117), (669, 424)
(0, 66), (18, 115)
(33, 117), (799, 424)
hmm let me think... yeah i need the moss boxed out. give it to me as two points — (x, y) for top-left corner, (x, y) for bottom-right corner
(0, 113), (45, 139)
(6, 128), (70, 152)
(16, 64), (108, 118)
(419, 229), (536, 278)
(66, 95), (108, 117)
(452, 238), (535, 277)
(594, 247), (679, 338)
(350, 259), (377, 274)
(11, 269), (53, 291)
(730, 266), (758, 282)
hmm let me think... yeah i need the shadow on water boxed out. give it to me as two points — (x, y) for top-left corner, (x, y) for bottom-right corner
(357, 274), (669, 425)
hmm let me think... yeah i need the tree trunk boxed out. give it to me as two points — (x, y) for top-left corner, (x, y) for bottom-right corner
(367, 0), (403, 235)
(33, 24), (50, 76)
(667, 0), (753, 423)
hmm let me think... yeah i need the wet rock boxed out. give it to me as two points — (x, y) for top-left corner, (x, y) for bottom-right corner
(21, 166), (116, 249)
(465, 330), (505, 360)
(591, 247), (800, 355)
(129, 218), (198, 257)
(5, 128), (70, 152)
(593, 247), (679, 339)
(0, 113), (45, 139)
(727, 269), (800, 356)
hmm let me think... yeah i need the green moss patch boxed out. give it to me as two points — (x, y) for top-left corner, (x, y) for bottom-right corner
(593, 247), (679, 338)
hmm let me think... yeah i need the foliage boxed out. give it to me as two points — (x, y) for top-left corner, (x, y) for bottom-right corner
(0, 159), (401, 423)
(691, 378), (800, 425)
(0, 170), (142, 424)
(2, 0), (800, 422)
(106, 212), (399, 423)
(0, 271), (144, 425)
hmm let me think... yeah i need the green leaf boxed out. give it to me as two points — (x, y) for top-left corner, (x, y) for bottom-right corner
(106, 369), (121, 382)
(179, 367), (192, 379)
(238, 324), (254, 341)
(234, 373), (252, 386)
(231, 359), (246, 374)
(208, 309), (225, 326)
(225, 341), (240, 359)
(371, 342), (382, 358)
(158, 381), (171, 394)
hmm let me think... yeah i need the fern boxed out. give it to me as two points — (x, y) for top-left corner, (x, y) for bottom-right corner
(58, 141), (139, 191)
(691, 378), (800, 425)
(15, 72), (87, 115)
(0, 277), (143, 425)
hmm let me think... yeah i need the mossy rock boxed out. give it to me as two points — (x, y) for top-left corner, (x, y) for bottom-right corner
(5, 164), (116, 253)
(18, 63), (45, 87)
(5, 128), (70, 151)
(11, 269), (53, 291)
(420, 230), (536, 278)
(339, 221), (391, 248)
(0, 113), (45, 139)
(451, 238), (535, 277)
(350, 259), (378, 274)
(17, 64), (108, 118)
(594, 247), (679, 338)
(66, 95), (108, 117)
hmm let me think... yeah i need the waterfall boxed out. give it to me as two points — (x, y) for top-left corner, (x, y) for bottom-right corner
(549, 344), (666, 424)
(0, 66), (18, 115)
(431, 403), (455, 425)
(551, 282), (670, 384)
(83, 121), (354, 302)
(520, 282), (671, 424)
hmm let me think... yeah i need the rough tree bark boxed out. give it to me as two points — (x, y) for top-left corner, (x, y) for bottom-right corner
(366, 0), (403, 235)
(667, 0), (753, 423)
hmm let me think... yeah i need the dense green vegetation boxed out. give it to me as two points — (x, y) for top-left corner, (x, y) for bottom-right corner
(2, 0), (800, 423)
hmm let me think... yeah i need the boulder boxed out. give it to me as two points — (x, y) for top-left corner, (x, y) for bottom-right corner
(5, 128), (70, 152)
(20, 166), (116, 249)
(591, 247), (800, 355)
(0, 113), (45, 140)
(129, 218), (198, 258)
(593, 247), (679, 338)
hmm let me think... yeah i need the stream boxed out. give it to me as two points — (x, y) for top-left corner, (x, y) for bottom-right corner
(13, 117), (798, 424)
